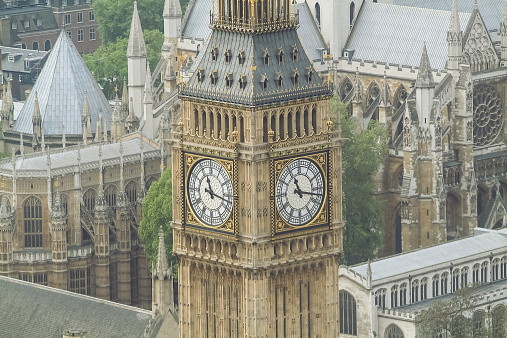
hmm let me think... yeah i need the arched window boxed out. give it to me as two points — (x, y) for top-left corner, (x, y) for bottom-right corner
(481, 261), (488, 283)
(473, 263), (480, 283)
(83, 189), (96, 211)
(105, 185), (117, 207)
(339, 290), (357, 335)
(60, 194), (69, 215)
(473, 310), (485, 334)
(452, 269), (460, 292)
(349, 2), (355, 27)
(44, 40), (51, 51)
(501, 257), (507, 279)
(385, 324), (404, 338)
(441, 272), (449, 294)
(461, 267), (468, 287)
(399, 283), (407, 306)
(24, 197), (42, 248)
(391, 285), (398, 308)
(420, 278), (428, 300)
(432, 274), (439, 297)
(32, 41), (39, 50)
(411, 280), (419, 302)
(125, 181), (137, 203)
(315, 2), (321, 25)
(493, 259), (500, 281)
(375, 288), (386, 310)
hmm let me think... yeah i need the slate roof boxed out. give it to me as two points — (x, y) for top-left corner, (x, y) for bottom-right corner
(0, 46), (47, 74)
(12, 30), (112, 136)
(0, 5), (59, 33)
(180, 0), (327, 61)
(351, 230), (507, 282)
(345, 2), (471, 69)
(0, 136), (159, 175)
(0, 99), (24, 120)
(180, 28), (331, 107)
(0, 276), (152, 338)
(389, 0), (504, 32)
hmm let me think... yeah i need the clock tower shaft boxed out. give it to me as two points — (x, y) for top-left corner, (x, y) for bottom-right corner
(170, 0), (344, 335)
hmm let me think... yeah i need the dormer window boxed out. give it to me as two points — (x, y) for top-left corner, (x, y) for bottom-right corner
(238, 50), (245, 65)
(275, 72), (283, 88)
(197, 68), (205, 83)
(36, 19), (42, 27)
(291, 45), (298, 62)
(260, 74), (268, 91)
(210, 70), (218, 85)
(306, 67), (313, 83)
(11, 22), (17, 30)
(24, 21), (30, 29)
(211, 47), (218, 62)
(224, 48), (231, 64)
(225, 72), (233, 88)
(239, 75), (247, 90)
(277, 47), (284, 64)
(291, 70), (299, 86)
(263, 49), (270, 66)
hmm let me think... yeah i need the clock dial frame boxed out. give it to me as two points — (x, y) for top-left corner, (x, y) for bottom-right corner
(185, 156), (235, 230)
(271, 152), (329, 236)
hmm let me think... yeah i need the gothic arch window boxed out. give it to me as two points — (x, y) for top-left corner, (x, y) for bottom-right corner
(411, 279), (419, 302)
(461, 267), (468, 287)
(105, 185), (117, 207)
(452, 269), (459, 292)
(441, 272), (449, 294)
(24, 197), (42, 248)
(60, 194), (69, 215)
(493, 258), (500, 281)
(349, 2), (355, 27)
(481, 261), (488, 283)
(420, 278), (428, 300)
(393, 84), (408, 110)
(125, 181), (137, 203)
(473, 263), (480, 283)
(83, 189), (96, 211)
(391, 285), (398, 307)
(432, 274), (440, 297)
(375, 288), (386, 310)
(339, 290), (357, 335)
(501, 256), (507, 279)
(314, 3), (320, 25)
(385, 324), (404, 338)
(399, 283), (407, 306)
(340, 77), (353, 102)
(367, 81), (380, 121)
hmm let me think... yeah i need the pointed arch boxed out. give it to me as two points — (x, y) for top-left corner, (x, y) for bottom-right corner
(104, 184), (117, 207)
(339, 76), (353, 101)
(83, 188), (96, 211)
(23, 196), (43, 248)
(392, 84), (408, 110)
(125, 181), (138, 203)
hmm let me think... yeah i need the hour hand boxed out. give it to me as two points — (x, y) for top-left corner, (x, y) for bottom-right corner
(293, 178), (303, 198)
(204, 187), (215, 199)
(206, 177), (214, 199)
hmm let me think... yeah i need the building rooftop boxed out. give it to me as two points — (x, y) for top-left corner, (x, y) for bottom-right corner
(12, 30), (112, 136)
(345, 2), (471, 69)
(1, 46), (47, 74)
(0, 275), (153, 338)
(352, 229), (507, 282)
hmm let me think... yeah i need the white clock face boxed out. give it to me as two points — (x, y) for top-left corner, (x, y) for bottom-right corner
(187, 159), (233, 226)
(275, 158), (325, 226)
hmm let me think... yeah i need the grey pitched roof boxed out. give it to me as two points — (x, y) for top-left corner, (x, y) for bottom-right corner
(180, 0), (326, 61)
(180, 28), (331, 107)
(0, 100), (24, 120)
(12, 30), (112, 136)
(0, 46), (47, 74)
(389, 0), (504, 32)
(127, 1), (147, 58)
(345, 2), (471, 69)
(0, 276), (152, 338)
(0, 136), (159, 175)
(351, 231), (507, 282)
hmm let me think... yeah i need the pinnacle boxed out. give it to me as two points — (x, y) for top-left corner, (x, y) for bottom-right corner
(127, 1), (147, 58)
(416, 44), (435, 88)
(164, 0), (182, 18)
(449, 0), (461, 34)
(155, 225), (169, 278)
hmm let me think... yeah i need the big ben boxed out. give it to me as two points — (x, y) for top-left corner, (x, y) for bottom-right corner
(170, 0), (343, 335)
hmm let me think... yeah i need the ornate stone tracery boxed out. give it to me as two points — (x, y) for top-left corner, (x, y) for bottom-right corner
(473, 85), (503, 146)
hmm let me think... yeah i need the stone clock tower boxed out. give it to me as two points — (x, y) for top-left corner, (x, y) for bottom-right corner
(170, 0), (343, 335)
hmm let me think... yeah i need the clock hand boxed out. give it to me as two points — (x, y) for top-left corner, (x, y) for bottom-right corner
(293, 178), (303, 198)
(206, 176), (214, 199)
(212, 193), (232, 204)
(299, 190), (323, 197)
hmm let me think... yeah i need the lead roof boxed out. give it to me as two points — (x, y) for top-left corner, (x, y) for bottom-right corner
(12, 30), (112, 136)
(180, 28), (331, 107)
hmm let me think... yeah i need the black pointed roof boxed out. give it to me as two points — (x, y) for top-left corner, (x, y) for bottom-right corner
(180, 28), (331, 108)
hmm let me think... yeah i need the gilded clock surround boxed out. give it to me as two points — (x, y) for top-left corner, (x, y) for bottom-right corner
(271, 152), (330, 237)
(183, 153), (238, 236)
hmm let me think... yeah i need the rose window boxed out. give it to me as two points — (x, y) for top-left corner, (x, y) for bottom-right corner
(473, 85), (503, 146)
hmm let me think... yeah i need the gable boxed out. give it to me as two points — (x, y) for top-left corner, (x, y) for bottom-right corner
(462, 9), (498, 72)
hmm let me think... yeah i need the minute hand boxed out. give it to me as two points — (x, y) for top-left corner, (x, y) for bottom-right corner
(212, 193), (232, 204)
(299, 190), (323, 196)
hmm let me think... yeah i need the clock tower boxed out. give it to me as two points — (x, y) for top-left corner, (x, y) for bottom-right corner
(170, 0), (343, 335)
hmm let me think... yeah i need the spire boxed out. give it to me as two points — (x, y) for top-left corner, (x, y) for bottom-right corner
(82, 91), (91, 144)
(127, 1), (147, 58)
(154, 225), (169, 278)
(95, 110), (103, 143)
(102, 117), (107, 142)
(164, 0), (182, 18)
(144, 62), (153, 104)
(95, 144), (107, 211)
(121, 78), (129, 119)
(416, 44), (435, 88)
(32, 92), (42, 126)
(449, 0), (460, 34)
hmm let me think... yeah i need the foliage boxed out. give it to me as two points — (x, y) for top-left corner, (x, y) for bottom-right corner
(139, 167), (175, 271)
(416, 286), (483, 337)
(331, 97), (387, 265)
(92, 0), (191, 44)
(83, 30), (164, 99)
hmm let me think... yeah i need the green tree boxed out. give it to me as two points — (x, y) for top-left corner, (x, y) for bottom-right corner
(416, 286), (483, 338)
(83, 29), (164, 99)
(331, 97), (387, 265)
(138, 167), (175, 270)
(92, 0), (191, 44)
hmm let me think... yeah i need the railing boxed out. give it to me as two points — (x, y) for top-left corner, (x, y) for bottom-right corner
(67, 245), (93, 258)
(211, 15), (298, 31)
(13, 250), (51, 263)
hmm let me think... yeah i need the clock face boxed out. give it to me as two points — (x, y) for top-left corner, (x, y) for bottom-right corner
(187, 159), (233, 227)
(275, 158), (325, 226)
